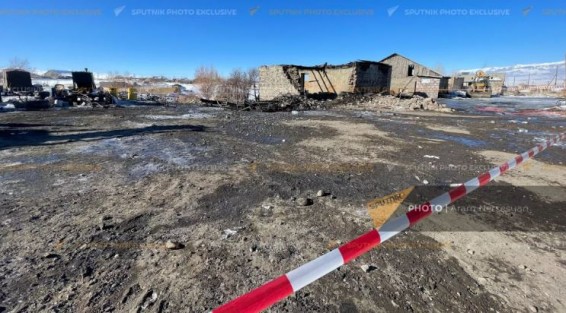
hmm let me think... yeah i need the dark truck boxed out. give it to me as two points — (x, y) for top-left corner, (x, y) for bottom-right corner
(0, 69), (50, 109)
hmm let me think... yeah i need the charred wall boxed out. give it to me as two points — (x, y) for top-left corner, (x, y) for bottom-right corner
(299, 67), (356, 95)
(259, 62), (391, 100)
(354, 63), (391, 93)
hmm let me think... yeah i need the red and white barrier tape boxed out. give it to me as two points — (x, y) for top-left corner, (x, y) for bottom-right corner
(213, 133), (565, 313)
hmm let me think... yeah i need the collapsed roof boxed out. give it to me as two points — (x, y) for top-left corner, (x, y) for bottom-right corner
(266, 60), (386, 70)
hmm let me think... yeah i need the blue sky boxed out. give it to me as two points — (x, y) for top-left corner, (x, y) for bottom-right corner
(0, 0), (564, 77)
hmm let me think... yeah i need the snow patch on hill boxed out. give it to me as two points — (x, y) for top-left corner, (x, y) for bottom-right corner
(459, 61), (565, 86)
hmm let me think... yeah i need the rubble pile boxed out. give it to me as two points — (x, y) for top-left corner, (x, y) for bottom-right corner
(203, 94), (331, 112)
(336, 94), (454, 112)
(264, 94), (329, 111)
(222, 93), (453, 112)
(200, 93), (452, 112)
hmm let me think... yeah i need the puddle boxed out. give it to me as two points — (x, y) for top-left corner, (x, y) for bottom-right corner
(144, 113), (214, 120)
(71, 136), (213, 179)
(256, 135), (286, 145)
(143, 106), (223, 120)
(508, 119), (529, 124)
(122, 121), (154, 128)
(0, 153), (62, 167)
(238, 133), (286, 146)
(342, 111), (417, 127)
(301, 110), (347, 118)
(430, 133), (486, 147)
(129, 162), (165, 178)
(534, 136), (566, 148)
(72, 137), (208, 166)
(74, 138), (129, 157)
(439, 97), (566, 119)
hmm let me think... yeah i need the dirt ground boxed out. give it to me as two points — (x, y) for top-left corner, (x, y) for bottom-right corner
(0, 105), (565, 313)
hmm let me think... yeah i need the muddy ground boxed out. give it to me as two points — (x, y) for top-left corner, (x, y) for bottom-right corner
(0, 105), (565, 313)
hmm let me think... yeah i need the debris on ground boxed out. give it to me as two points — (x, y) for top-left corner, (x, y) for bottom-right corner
(361, 264), (378, 273)
(296, 197), (313, 206)
(333, 93), (453, 113)
(1, 105), (564, 313)
(222, 227), (246, 239)
(199, 93), (453, 113)
(165, 240), (183, 250)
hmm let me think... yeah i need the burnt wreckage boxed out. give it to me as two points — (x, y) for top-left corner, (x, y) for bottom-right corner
(52, 69), (114, 107)
(1, 68), (114, 109)
(0, 69), (50, 109)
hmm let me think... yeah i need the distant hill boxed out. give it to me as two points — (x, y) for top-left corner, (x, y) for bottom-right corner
(33, 69), (110, 80)
(42, 69), (73, 79)
(459, 61), (566, 86)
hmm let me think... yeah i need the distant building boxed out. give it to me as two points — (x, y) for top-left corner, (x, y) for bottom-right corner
(443, 76), (465, 92)
(378, 53), (443, 98)
(259, 61), (391, 100)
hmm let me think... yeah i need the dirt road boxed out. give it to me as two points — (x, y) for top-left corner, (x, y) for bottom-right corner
(0, 105), (564, 312)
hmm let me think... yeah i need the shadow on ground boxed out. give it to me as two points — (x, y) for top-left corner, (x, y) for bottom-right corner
(0, 124), (206, 150)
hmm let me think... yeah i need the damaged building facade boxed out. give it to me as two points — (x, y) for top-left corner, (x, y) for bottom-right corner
(378, 53), (443, 98)
(259, 53), (445, 100)
(259, 61), (391, 100)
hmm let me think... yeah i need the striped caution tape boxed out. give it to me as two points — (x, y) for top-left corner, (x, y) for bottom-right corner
(213, 133), (565, 313)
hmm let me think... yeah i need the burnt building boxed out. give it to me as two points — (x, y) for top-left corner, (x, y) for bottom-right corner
(259, 61), (391, 100)
(378, 53), (443, 98)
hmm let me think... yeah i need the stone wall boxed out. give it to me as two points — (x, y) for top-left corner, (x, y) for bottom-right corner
(489, 74), (506, 95)
(380, 54), (442, 98)
(380, 54), (441, 80)
(259, 62), (392, 100)
(416, 77), (441, 98)
(299, 67), (355, 94)
(259, 66), (300, 100)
